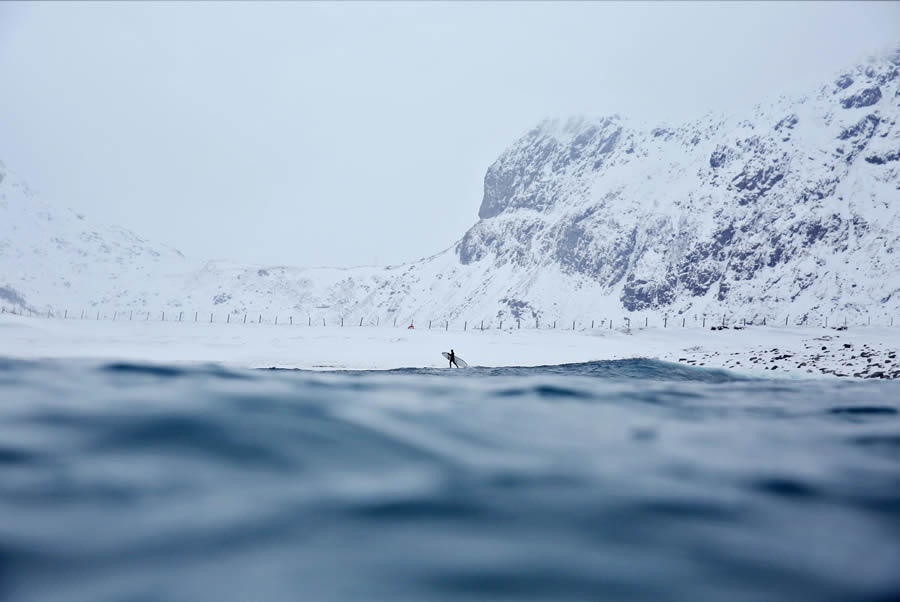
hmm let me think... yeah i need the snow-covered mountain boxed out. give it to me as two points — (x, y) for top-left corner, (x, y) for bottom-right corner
(446, 49), (900, 324)
(3, 49), (899, 326)
(0, 160), (192, 314)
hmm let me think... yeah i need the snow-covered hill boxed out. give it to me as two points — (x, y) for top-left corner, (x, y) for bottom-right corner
(3, 49), (899, 326)
(0, 160), (193, 314)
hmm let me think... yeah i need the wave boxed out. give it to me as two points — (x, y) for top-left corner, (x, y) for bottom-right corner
(0, 357), (898, 601)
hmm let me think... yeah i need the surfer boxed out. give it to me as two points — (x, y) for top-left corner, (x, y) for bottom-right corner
(448, 349), (459, 368)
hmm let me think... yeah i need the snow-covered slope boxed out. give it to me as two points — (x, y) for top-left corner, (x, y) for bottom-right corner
(0, 160), (192, 313)
(3, 50), (899, 326)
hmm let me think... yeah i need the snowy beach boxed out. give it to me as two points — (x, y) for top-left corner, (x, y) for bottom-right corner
(2, 313), (896, 378)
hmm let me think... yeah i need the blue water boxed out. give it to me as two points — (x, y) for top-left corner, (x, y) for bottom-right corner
(1, 358), (899, 601)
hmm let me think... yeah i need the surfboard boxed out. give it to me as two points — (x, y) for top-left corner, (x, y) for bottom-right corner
(441, 352), (468, 368)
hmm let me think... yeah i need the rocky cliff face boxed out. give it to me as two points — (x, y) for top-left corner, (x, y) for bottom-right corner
(449, 49), (900, 322)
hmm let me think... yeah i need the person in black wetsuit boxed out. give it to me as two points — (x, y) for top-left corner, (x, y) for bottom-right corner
(448, 348), (459, 368)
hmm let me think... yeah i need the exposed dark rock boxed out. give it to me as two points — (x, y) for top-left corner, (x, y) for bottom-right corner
(709, 145), (734, 168)
(592, 128), (622, 169)
(837, 114), (880, 141)
(457, 224), (493, 264)
(834, 74), (854, 91)
(774, 114), (799, 131)
(621, 272), (677, 312)
(732, 164), (786, 205)
(840, 87), (882, 109)
(499, 297), (537, 319)
(0, 286), (26, 307)
(865, 150), (900, 165)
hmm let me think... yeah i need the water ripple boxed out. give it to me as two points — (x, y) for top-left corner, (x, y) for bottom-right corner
(0, 357), (898, 602)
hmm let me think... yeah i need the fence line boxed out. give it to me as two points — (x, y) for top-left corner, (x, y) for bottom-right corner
(1, 305), (897, 331)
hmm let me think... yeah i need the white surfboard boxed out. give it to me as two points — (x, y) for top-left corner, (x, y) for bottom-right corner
(441, 352), (468, 368)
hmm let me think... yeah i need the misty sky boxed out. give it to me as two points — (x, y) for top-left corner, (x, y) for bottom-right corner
(1, 2), (898, 268)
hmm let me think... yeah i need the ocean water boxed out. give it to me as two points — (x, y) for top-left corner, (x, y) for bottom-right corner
(1, 358), (899, 602)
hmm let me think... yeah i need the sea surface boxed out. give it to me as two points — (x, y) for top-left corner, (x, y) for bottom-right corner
(1, 358), (899, 602)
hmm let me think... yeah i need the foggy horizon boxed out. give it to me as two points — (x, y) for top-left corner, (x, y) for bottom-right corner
(2, 1), (898, 268)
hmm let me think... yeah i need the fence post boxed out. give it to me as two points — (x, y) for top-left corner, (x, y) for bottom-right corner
(446, 321), (448, 331)
(244, 314), (247, 324)
(763, 317), (766, 326)
(113, 312), (117, 321)
(825, 317), (828, 328)
(394, 318), (397, 327)
(179, 311), (183, 322)
(376, 317), (379, 326)
(536, 319), (539, 329)
(275, 316), (278, 325)
(360, 317), (363, 327)
(682, 317), (685, 327)
(610, 320), (612, 329)
(572, 320), (575, 330)
(518, 319), (521, 329)
(481, 320), (484, 331)
(97, 311), (101, 320)
(591, 320), (594, 329)
(785, 315), (788, 326)
(210, 313), (213, 323)
(429, 320), (432, 330)
(553, 320), (556, 329)
(464, 321), (467, 331)
(722, 315), (725, 327)
(341, 317), (344, 327)
(500, 320), (503, 330)
(291, 316), (293, 325)
(664, 317), (667, 328)
(645, 317), (648, 328)
(259, 314), (262, 324)
(65, 309), (68, 319)
(195, 312), (198, 322)
(227, 314), (230, 323)
(323, 318), (325, 326)
(702, 317), (705, 327)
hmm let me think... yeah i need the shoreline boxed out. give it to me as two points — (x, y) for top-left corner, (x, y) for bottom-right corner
(670, 327), (898, 380)
(1, 314), (897, 379)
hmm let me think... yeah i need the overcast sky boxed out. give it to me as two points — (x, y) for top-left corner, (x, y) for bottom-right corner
(1, 2), (898, 268)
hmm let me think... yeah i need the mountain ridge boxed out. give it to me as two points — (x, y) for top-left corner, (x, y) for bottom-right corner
(2, 49), (899, 325)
